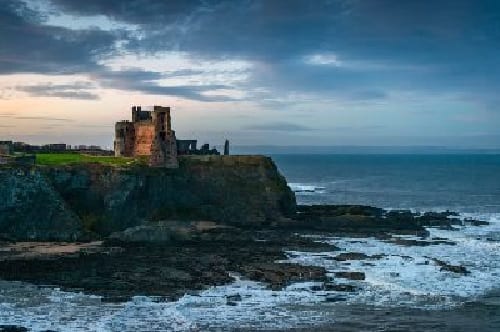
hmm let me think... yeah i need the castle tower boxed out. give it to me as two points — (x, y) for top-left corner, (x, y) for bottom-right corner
(114, 121), (134, 157)
(149, 106), (178, 168)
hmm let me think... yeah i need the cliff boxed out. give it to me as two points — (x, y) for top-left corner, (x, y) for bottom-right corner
(0, 155), (296, 240)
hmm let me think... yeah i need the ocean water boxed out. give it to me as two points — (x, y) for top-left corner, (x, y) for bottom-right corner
(2, 154), (500, 331)
(274, 154), (500, 213)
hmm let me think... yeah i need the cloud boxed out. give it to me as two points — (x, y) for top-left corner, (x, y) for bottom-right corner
(304, 54), (342, 66)
(16, 82), (99, 100)
(0, 1), (240, 101)
(49, 0), (205, 26)
(243, 122), (312, 131)
(54, 0), (500, 106)
(0, 114), (73, 121)
(0, 0), (120, 75)
(92, 67), (234, 101)
(10, 66), (236, 102)
(331, 125), (386, 132)
(0, 1), (233, 102)
(1, 0), (500, 109)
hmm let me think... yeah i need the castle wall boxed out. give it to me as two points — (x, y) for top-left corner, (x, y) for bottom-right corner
(149, 107), (178, 168)
(115, 105), (220, 167)
(114, 122), (134, 157)
(177, 140), (197, 155)
(133, 123), (155, 156)
(0, 141), (13, 155)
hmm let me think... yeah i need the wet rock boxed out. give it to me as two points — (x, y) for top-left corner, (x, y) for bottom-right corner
(294, 205), (470, 238)
(324, 283), (357, 292)
(297, 205), (384, 218)
(429, 258), (470, 275)
(0, 326), (28, 332)
(441, 265), (468, 274)
(0, 228), (334, 301)
(333, 252), (369, 261)
(389, 238), (456, 247)
(334, 271), (365, 280)
(244, 262), (327, 290)
(438, 225), (460, 231)
(468, 220), (489, 226)
(108, 221), (215, 242)
(227, 294), (242, 302)
(325, 295), (347, 302)
(294, 205), (431, 236)
(418, 212), (461, 228)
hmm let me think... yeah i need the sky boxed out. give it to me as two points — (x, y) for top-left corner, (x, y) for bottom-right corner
(0, 0), (499, 149)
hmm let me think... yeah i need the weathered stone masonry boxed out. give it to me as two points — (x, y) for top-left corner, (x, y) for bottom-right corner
(114, 106), (178, 168)
(114, 105), (226, 168)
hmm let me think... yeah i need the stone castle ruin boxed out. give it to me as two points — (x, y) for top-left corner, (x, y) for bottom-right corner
(0, 140), (35, 166)
(114, 105), (226, 167)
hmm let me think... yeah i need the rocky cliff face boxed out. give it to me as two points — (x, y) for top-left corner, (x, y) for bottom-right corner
(0, 156), (296, 240)
(0, 168), (82, 241)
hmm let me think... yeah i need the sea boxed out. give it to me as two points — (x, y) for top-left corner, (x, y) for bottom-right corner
(275, 154), (500, 213)
(1, 153), (500, 331)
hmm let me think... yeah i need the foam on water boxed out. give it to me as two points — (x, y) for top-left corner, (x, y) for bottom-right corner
(2, 214), (499, 330)
(288, 182), (327, 194)
(0, 283), (195, 331)
(285, 212), (500, 309)
(0, 274), (335, 331)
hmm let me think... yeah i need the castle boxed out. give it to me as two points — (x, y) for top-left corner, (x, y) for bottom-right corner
(114, 106), (227, 167)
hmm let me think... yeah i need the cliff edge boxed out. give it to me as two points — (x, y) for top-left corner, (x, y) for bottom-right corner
(0, 155), (296, 240)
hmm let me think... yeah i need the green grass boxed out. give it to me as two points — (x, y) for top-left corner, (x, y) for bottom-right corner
(35, 153), (145, 166)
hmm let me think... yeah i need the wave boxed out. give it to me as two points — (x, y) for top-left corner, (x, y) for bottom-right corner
(288, 182), (326, 193)
(285, 211), (500, 309)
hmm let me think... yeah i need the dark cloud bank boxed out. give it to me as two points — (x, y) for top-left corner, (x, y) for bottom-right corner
(1, 0), (500, 108)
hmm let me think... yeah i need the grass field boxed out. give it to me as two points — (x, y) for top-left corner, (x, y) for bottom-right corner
(35, 153), (143, 166)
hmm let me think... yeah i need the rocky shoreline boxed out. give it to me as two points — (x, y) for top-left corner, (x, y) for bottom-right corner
(0, 205), (479, 303)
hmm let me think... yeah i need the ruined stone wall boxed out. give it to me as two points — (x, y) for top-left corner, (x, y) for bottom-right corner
(177, 140), (197, 155)
(149, 107), (178, 168)
(0, 141), (13, 155)
(133, 123), (154, 156)
(114, 122), (135, 157)
(114, 105), (181, 165)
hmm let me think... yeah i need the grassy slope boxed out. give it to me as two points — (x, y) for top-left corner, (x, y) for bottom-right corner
(35, 153), (143, 166)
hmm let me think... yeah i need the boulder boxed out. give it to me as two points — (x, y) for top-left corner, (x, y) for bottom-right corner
(334, 271), (365, 280)
(333, 252), (369, 261)
(324, 283), (357, 292)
